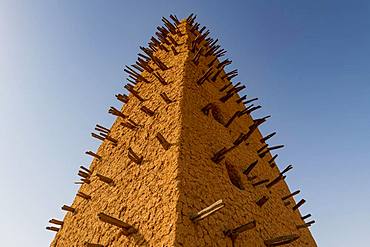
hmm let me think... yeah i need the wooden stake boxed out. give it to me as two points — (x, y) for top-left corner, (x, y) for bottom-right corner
(95, 124), (110, 134)
(266, 175), (286, 189)
(256, 196), (269, 207)
(281, 165), (293, 175)
(257, 144), (269, 153)
(282, 190), (300, 201)
(46, 226), (59, 232)
(97, 212), (136, 235)
(85, 151), (102, 160)
(128, 147), (143, 165)
(62, 205), (75, 213)
(115, 94), (129, 104)
(224, 111), (240, 128)
(140, 106), (155, 117)
(297, 220), (315, 229)
(153, 72), (169, 85)
(77, 192), (91, 200)
(96, 173), (114, 185)
(156, 132), (171, 150)
(242, 160), (258, 176)
(190, 199), (225, 222)
(268, 154), (278, 167)
(264, 234), (300, 246)
(124, 84), (145, 102)
(301, 214), (312, 220)
(252, 179), (270, 187)
(292, 199), (306, 211)
(160, 92), (173, 104)
(80, 166), (92, 174)
(49, 219), (63, 226)
(224, 220), (256, 239)
(260, 132), (276, 143)
(108, 107), (127, 119)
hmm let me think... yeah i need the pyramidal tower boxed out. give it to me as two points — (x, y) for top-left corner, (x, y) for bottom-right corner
(47, 14), (317, 246)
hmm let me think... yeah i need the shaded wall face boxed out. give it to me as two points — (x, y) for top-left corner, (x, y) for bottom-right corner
(174, 26), (316, 246)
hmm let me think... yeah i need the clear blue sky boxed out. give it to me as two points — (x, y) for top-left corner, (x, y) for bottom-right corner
(1, 1), (369, 246)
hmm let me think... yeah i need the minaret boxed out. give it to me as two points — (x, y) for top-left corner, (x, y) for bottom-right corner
(47, 14), (317, 247)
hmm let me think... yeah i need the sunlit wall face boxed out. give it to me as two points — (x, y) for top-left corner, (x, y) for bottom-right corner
(0, 1), (370, 246)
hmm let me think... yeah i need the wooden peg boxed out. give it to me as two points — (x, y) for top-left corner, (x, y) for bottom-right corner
(297, 220), (315, 229)
(207, 56), (218, 67)
(128, 147), (143, 165)
(196, 67), (213, 85)
(80, 166), (92, 174)
(160, 92), (173, 104)
(301, 214), (311, 220)
(292, 199), (306, 211)
(260, 132), (276, 143)
(108, 107), (127, 119)
(169, 14), (180, 25)
(171, 46), (178, 55)
(217, 59), (232, 69)
(252, 179), (270, 187)
(192, 47), (203, 64)
(266, 175), (286, 189)
(96, 173), (114, 185)
(215, 49), (226, 58)
(190, 199), (225, 222)
(153, 72), (169, 85)
(284, 201), (291, 206)
(91, 132), (105, 142)
(121, 121), (138, 130)
(256, 196), (269, 207)
(140, 106), (155, 117)
(242, 160), (258, 176)
(156, 132), (171, 150)
(224, 111), (240, 128)
(224, 220), (256, 239)
(233, 133), (248, 146)
(257, 144), (269, 154)
(219, 81), (233, 92)
(167, 35), (179, 46)
(210, 68), (222, 82)
(243, 97), (258, 105)
(264, 234), (300, 246)
(115, 94), (129, 104)
(211, 146), (236, 164)
(62, 205), (76, 213)
(85, 151), (102, 160)
(46, 226), (59, 232)
(280, 165), (293, 176)
(124, 84), (145, 102)
(236, 95), (247, 103)
(49, 219), (63, 226)
(136, 58), (153, 73)
(78, 170), (91, 179)
(259, 145), (284, 158)
(268, 154), (278, 167)
(282, 190), (300, 201)
(97, 212), (136, 235)
(77, 192), (91, 200)
(95, 124), (110, 134)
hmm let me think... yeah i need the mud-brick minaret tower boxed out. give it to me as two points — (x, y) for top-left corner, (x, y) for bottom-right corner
(47, 14), (317, 246)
